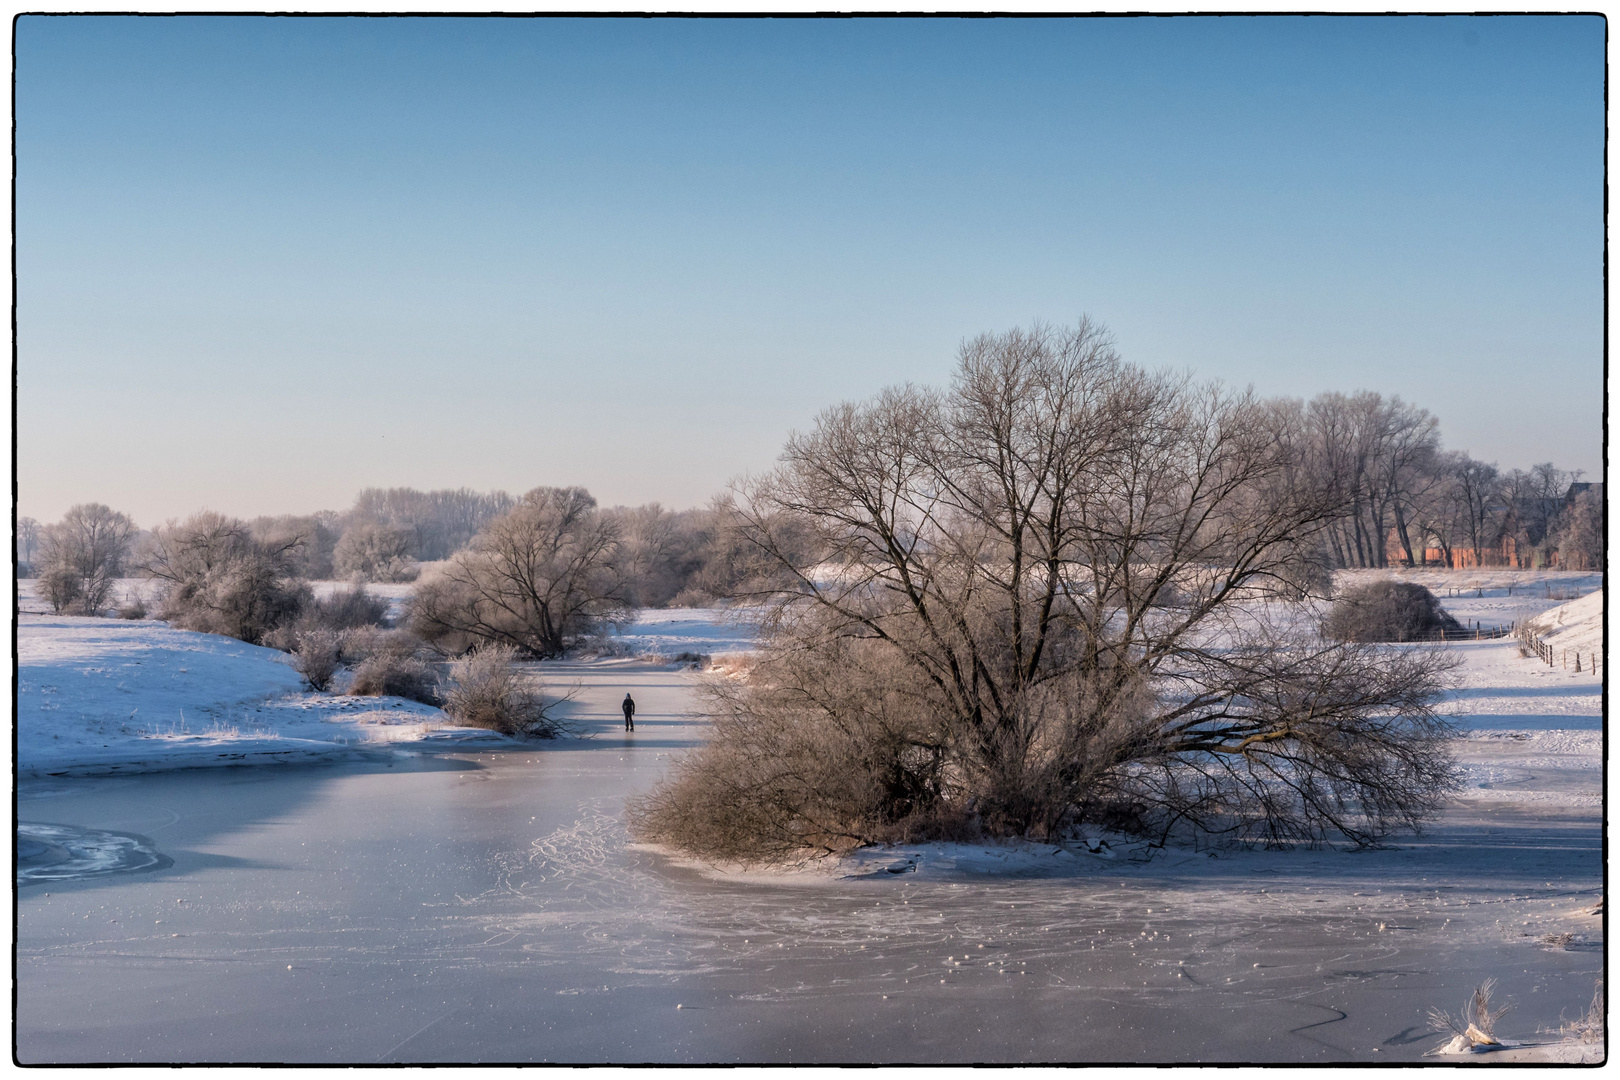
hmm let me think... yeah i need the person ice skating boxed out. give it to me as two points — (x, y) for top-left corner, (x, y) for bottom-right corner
(622, 693), (636, 732)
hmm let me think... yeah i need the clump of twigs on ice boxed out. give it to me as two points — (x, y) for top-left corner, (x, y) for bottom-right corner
(1426, 978), (1513, 1055)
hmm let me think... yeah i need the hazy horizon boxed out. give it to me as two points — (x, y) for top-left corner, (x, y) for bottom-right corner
(18, 15), (1605, 528)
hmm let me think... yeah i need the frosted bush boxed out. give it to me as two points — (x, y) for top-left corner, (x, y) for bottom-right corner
(291, 629), (342, 692)
(440, 645), (567, 737)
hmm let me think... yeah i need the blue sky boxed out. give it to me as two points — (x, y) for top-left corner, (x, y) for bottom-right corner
(17, 15), (1605, 525)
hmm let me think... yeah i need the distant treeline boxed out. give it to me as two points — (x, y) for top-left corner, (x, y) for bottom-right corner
(15, 396), (1604, 630)
(17, 484), (750, 610)
(1297, 391), (1600, 571)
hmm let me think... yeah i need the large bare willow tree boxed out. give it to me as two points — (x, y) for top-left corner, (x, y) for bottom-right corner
(633, 321), (1457, 859)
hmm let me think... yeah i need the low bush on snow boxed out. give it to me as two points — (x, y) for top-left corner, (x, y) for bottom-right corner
(262, 585), (391, 653)
(439, 644), (568, 737)
(289, 629), (343, 692)
(309, 584), (392, 630)
(349, 648), (440, 705)
(1323, 581), (1464, 643)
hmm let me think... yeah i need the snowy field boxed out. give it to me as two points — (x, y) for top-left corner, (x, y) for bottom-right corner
(14, 573), (1606, 1063)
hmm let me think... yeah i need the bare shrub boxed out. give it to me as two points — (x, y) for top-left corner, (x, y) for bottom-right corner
(36, 503), (138, 615)
(410, 486), (630, 658)
(1428, 978), (1512, 1051)
(309, 584), (391, 630)
(41, 567), (85, 614)
(439, 644), (568, 737)
(634, 320), (1458, 862)
(350, 643), (439, 704)
(138, 512), (310, 644)
(116, 589), (148, 620)
(331, 625), (424, 666)
(335, 625), (388, 664)
(261, 584), (392, 654)
(1323, 580), (1464, 642)
(631, 642), (968, 861)
(290, 629), (342, 692)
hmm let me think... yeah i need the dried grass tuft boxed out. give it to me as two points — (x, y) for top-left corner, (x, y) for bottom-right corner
(1560, 980), (1604, 1045)
(1428, 978), (1512, 1052)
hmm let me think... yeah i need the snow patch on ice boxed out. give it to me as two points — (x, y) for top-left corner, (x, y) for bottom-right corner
(16, 822), (172, 883)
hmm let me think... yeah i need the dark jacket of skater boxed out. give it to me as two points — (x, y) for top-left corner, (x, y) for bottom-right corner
(622, 693), (636, 731)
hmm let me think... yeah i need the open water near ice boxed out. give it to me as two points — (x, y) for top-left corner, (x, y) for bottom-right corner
(16, 660), (1603, 1064)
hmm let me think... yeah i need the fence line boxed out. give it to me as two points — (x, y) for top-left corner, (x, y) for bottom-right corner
(1516, 623), (1602, 677)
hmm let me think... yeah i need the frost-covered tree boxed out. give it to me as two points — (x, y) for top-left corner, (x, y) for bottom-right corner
(1555, 488), (1603, 570)
(1502, 464), (1579, 568)
(1306, 391), (1442, 568)
(137, 512), (310, 644)
(16, 515), (41, 570)
(334, 520), (419, 582)
(1450, 456), (1506, 568)
(410, 486), (630, 658)
(348, 487), (515, 561)
(36, 504), (137, 615)
(251, 512), (341, 580)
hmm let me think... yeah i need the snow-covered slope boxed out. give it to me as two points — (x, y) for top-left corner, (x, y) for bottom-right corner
(1526, 589), (1605, 658)
(16, 614), (504, 777)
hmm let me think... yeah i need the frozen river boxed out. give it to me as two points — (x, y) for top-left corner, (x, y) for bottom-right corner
(16, 652), (1603, 1064)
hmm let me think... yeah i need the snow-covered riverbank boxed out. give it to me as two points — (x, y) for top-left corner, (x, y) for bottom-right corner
(15, 599), (756, 777)
(15, 613), (509, 777)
